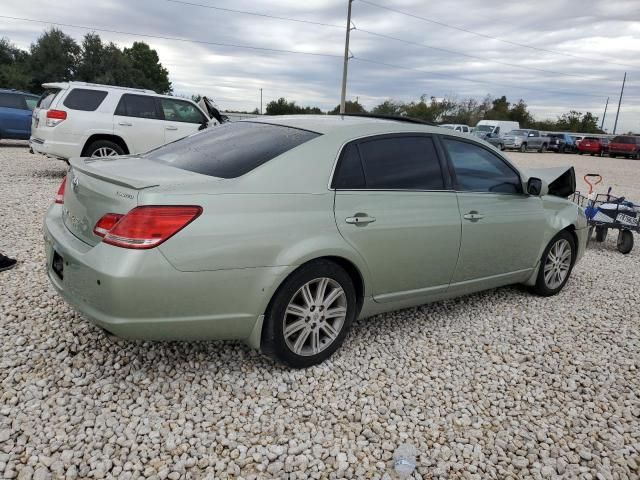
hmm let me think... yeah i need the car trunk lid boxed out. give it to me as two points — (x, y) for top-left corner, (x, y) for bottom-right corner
(63, 156), (210, 246)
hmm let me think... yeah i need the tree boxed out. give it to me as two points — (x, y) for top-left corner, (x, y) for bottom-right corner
(266, 97), (322, 115)
(76, 33), (105, 82)
(329, 100), (366, 114)
(0, 37), (31, 90)
(508, 99), (534, 127)
(372, 100), (405, 116)
(28, 28), (80, 92)
(484, 95), (510, 120)
(124, 42), (171, 93)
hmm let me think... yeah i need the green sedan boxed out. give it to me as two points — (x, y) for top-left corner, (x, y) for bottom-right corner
(44, 115), (588, 368)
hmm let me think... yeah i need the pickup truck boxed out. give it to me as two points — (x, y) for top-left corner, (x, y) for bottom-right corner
(502, 129), (550, 153)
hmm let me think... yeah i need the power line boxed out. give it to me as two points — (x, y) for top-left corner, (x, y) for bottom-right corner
(0, 15), (343, 59)
(357, 0), (639, 69)
(163, 0), (343, 29)
(352, 56), (610, 99)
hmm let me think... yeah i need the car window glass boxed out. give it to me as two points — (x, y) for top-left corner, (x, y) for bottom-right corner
(37, 88), (61, 109)
(160, 98), (206, 124)
(443, 138), (522, 194)
(332, 143), (365, 189)
(115, 94), (159, 119)
(357, 136), (444, 190)
(63, 89), (108, 111)
(0, 92), (27, 110)
(146, 122), (320, 178)
(24, 96), (38, 110)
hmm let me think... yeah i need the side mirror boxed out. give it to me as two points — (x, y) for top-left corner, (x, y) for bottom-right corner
(527, 177), (543, 196)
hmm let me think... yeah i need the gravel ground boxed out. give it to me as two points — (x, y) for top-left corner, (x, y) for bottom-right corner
(1, 140), (639, 480)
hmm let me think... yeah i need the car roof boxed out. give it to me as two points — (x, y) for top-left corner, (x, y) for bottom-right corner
(0, 88), (38, 97)
(240, 114), (450, 135)
(42, 81), (156, 94)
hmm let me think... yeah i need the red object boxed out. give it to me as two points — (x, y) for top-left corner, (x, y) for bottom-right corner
(578, 137), (605, 155)
(93, 213), (124, 237)
(608, 135), (640, 158)
(101, 206), (202, 249)
(46, 110), (67, 120)
(583, 174), (602, 195)
(54, 176), (66, 204)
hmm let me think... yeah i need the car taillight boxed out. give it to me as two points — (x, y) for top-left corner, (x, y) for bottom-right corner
(55, 176), (67, 204)
(99, 206), (202, 249)
(93, 213), (124, 238)
(46, 109), (67, 127)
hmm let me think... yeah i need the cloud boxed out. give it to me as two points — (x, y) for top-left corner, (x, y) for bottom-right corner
(2, 0), (639, 131)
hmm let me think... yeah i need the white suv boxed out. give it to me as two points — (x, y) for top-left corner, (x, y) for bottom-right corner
(30, 82), (216, 160)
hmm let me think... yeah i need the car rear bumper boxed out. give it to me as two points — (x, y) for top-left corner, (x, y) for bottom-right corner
(30, 136), (82, 160)
(43, 204), (290, 348)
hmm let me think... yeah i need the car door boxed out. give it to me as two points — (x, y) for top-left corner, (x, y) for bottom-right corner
(113, 94), (165, 153)
(440, 136), (546, 289)
(333, 134), (461, 302)
(528, 130), (541, 149)
(159, 97), (208, 144)
(0, 92), (32, 139)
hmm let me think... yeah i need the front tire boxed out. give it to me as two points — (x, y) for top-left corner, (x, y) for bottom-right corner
(533, 231), (576, 296)
(520, 143), (527, 153)
(539, 144), (547, 153)
(86, 140), (125, 158)
(261, 260), (357, 368)
(499, 143), (505, 151)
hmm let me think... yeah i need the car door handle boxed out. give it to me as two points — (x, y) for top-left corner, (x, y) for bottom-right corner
(118, 121), (132, 126)
(165, 125), (178, 130)
(345, 215), (376, 225)
(463, 211), (484, 221)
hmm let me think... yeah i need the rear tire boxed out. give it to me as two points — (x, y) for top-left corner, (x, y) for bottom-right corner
(609, 153), (616, 158)
(617, 230), (633, 254)
(85, 140), (125, 158)
(539, 144), (547, 153)
(499, 143), (505, 151)
(533, 231), (576, 296)
(261, 260), (357, 368)
(520, 143), (527, 153)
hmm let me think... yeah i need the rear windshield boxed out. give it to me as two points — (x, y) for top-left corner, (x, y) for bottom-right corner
(37, 88), (61, 109)
(0, 92), (27, 109)
(612, 136), (637, 144)
(145, 122), (321, 178)
(63, 88), (108, 111)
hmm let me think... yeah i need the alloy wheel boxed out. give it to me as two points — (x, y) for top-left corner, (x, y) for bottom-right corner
(543, 239), (572, 289)
(91, 147), (119, 157)
(283, 277), (347, 356)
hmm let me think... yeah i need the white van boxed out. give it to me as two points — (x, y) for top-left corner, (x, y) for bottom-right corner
(440, 124), (471, 134)
(473, 120), (520, 138)
(30, 82), (217, 160)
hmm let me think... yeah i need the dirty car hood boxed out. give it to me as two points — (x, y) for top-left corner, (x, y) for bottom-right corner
(523, 166), (576, 198)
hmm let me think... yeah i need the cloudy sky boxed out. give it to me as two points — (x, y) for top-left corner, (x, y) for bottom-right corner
(3, 0), (639, 131)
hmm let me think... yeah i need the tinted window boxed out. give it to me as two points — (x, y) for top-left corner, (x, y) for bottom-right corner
(0, 92), (27, 110)
(63, 88), (108, 111)
(24, 96), (38, 110)
(332, 143), (365, 189)
(357, 136), (444, 190)
(160, 98), (206, 124)
(443, 138), (522, 194)
(612, 136), (637, 144)
(146, 122), (320, 178)
(115, 94), (159, 119)
(37, 88), (61, 109)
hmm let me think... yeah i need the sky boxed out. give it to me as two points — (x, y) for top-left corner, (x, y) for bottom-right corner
(2, 0), (640, 132)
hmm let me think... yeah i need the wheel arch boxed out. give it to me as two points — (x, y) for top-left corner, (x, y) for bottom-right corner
(81, 134), (130, 156)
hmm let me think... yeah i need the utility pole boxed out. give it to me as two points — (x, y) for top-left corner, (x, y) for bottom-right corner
(260, 88), (263, 115)
(600, 97), (609, 131)
(613, 72), (626, 135)
(339, 0), (353, 114)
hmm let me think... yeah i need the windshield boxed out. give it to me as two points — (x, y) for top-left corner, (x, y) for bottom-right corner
(475, 125), (494, 132)
(508, 130), (528, 135)
(612, 136), (635, 144)
(145, 121), (321, 178)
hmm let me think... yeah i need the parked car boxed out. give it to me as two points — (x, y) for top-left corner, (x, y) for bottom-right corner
(473, 120), (520, 140)
(440, 124), (471, 134)
(44, 115), (587, 367)
(503, 129), (551, 152)
(30, 81), (216, 160)
(0, 89), (39, 141)
(578, 137), (609, 157)
(608, 135), (640, 159)
(483, 131), (506, 150)
(548, 133), (577, 153)
(572, 136), (584, 148)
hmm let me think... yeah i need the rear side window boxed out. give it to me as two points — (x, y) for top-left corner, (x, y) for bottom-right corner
(115, 94), (160, 119)
(24, 96), (38, 110)
(37, 88), (61, 109)
(0, 92), (27, 110)
(443, 138), (522, 194)
(332, 144), (366, 189)
(63, 88), (108, 111)
(356, 136), (444, 190)
(612, 136), (637, 144)
(146, 122), (320, 178)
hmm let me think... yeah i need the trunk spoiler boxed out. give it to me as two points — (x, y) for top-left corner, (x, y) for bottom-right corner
(69, 157), (160, 190)
(523, 166), (576, 198)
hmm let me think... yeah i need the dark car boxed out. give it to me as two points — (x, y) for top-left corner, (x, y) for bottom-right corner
(578, 137), (609, 157)
(0, 89), (39, 141)
(548, 133), (577, 153)
(608, 136), (640, 159)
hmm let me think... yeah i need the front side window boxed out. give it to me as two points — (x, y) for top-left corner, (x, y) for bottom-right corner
(146, 122), (320, 178)
(115, 94), (159, 119)
(0, 93), (27, 110)
(160, 98), (206, 124)
(63, 88), (108, 111)
(529, 131), (539, 137)
(443, 138), (522, 194)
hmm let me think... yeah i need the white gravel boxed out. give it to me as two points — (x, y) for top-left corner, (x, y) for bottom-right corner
(1, 141), (639, 479)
